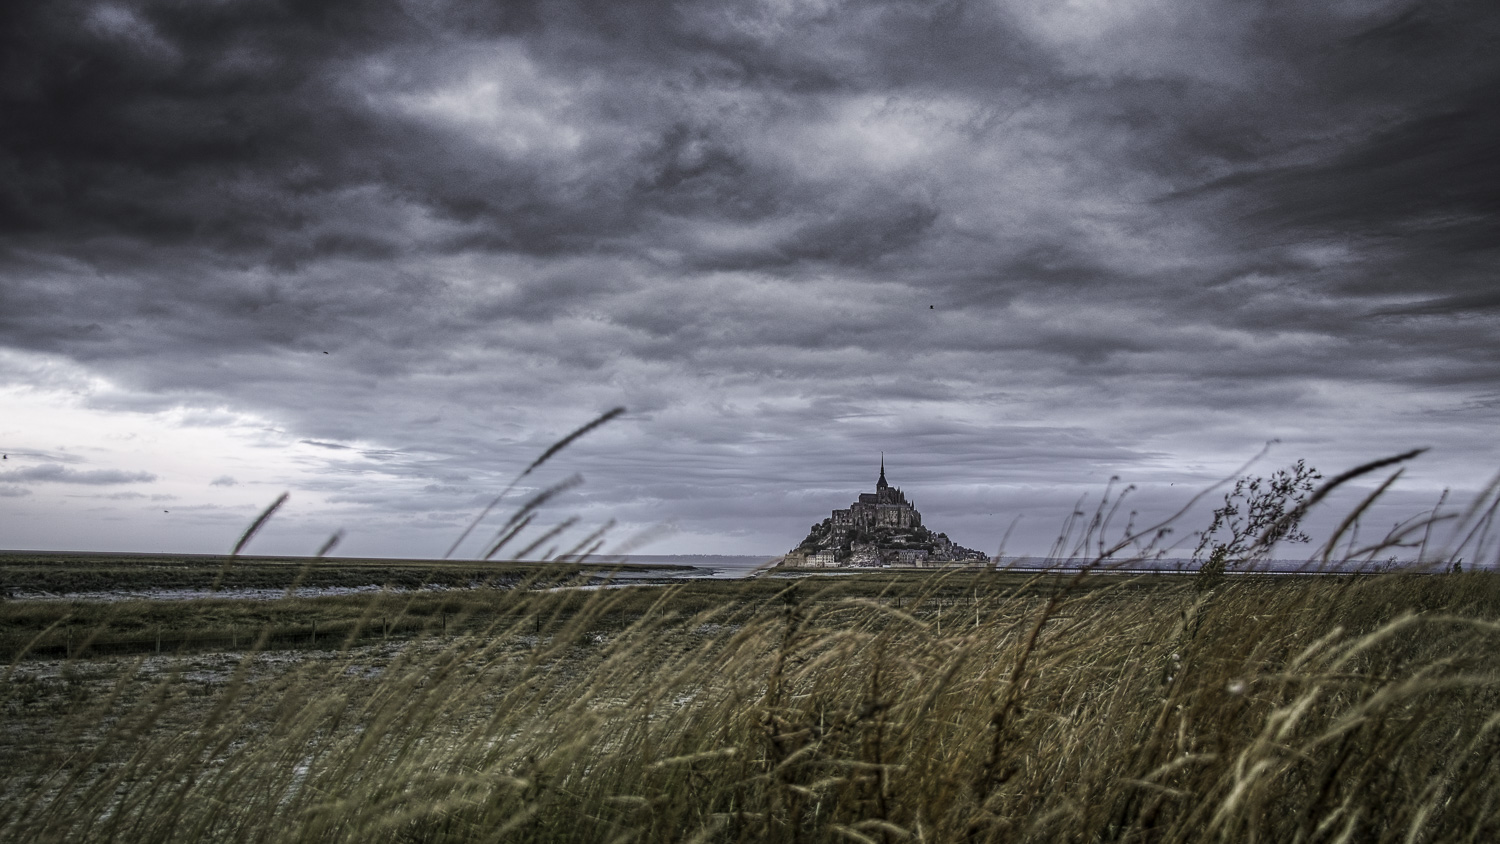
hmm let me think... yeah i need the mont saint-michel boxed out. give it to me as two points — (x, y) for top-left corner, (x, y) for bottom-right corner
(783, 459), (989, 567)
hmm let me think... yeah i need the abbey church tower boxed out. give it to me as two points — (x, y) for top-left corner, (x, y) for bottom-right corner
(788, 457), (986, 567)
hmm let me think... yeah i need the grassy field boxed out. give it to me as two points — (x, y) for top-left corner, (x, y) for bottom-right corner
(0, 552), (697, 659)
(3, 565), (1499, 842)
(0, 551), (693, 596)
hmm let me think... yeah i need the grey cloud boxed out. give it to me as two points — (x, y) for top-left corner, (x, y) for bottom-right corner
(1, 464), (157, 485)
(0, 448), (86, 464)
(210, 475), (238, 487)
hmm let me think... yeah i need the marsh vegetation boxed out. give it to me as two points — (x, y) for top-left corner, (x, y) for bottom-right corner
(3, 565), (1499, 842)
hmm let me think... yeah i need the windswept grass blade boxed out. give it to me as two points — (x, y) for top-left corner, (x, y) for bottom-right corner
(556, 519), (616, 563)
(514, 515), (579, 562)
(285, 529), (346, 598)
(520, 406), (625, 479)
(231, 493), (290, 558)
(314, 529), (344, 559)
(213, 492), (289, 592)
(1253, 448), (1428, 556)
(444, 407), (625, 559)
(480, 474), (584, 561)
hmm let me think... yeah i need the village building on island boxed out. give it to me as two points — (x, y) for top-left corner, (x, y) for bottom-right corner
(782, 458), (989, 568)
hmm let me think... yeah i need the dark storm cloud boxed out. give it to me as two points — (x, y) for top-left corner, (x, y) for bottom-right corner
(1157, 4), (1500, 320)
(1372, 291), (1500, 318)
(0, 0), (1022, 271)
(3, 0), (1500, 555)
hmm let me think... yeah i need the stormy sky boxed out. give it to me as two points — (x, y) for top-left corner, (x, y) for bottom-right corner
(2, 0), (1498, 561)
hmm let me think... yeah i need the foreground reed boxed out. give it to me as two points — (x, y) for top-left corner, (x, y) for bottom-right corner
(2, 567), (1498, 843)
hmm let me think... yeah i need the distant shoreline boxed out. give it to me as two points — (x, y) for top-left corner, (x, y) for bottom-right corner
(0, 549), (704, 571)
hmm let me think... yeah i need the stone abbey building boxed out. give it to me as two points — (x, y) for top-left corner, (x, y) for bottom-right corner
(784, 458), (989, 568)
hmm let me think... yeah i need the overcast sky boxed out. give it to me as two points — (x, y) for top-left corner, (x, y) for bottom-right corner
(2, 0), (1498, 562)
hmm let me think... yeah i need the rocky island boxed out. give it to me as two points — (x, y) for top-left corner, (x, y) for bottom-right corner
(782, 458), (989, 568)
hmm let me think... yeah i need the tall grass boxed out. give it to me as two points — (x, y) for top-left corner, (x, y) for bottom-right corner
(3, 453), (1500, 842)
(5, 571), (1499, 841)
